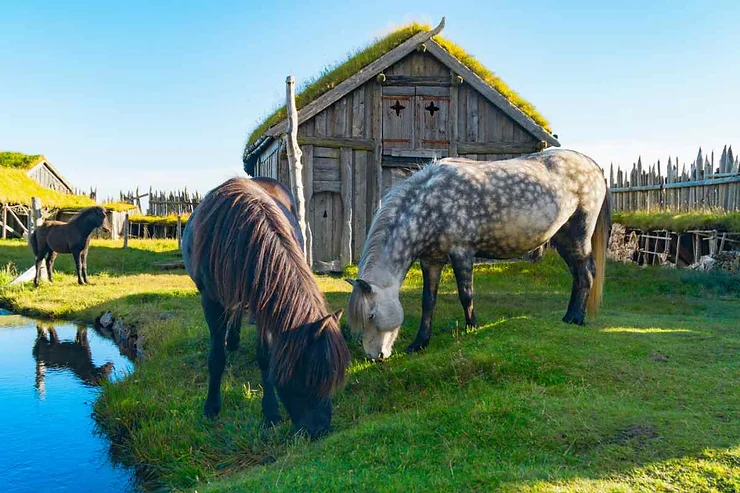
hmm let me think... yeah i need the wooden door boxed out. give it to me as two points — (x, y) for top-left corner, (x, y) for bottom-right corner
(309, 192), (343, 271)
(416, 87), (450, 150)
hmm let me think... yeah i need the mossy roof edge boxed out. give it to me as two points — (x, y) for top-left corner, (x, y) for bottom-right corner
(244, 22), (552, 155)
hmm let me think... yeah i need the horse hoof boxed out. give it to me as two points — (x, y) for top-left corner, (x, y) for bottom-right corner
(562, 314), (585, 325)
(203, 405), (221, 419)
(405, 342), (428, 354)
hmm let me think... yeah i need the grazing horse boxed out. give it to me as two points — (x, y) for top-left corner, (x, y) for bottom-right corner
(347, 149), (612, 360)
(182, 177), (350, 438)
(29, 206), (111, 287)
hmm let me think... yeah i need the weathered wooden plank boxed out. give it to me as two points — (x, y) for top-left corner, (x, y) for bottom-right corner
(333, 96), (348, 137)
(314, 110), (328, 136)
(297, 135), (374, 151)
(353, 150), (368, 260)
(371, 81), (383, 210)
(466, 88), (478, 142)
(313, 180), (341, 193)
(415, 86), (450, 97)
(265, 19), (446, 138)
(410, 51), (424, 77)
(448, 75), (459, 157)
(313, 146), (341, 159)
(456, 142), (541, 154)
(351, 86), (365, 138)
(384, 75), (450, 86)
(340, 148), (353, 266)
(390, 149), (447, 159)
(425, 40), (560, 147)
(381, 86), (416, 97)
(313, 162), (340, 182)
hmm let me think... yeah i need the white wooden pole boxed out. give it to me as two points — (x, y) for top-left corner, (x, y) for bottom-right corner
(284, 75), (308, 258)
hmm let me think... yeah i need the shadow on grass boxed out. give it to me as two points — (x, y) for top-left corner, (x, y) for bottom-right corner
(60, 280), (740, 491)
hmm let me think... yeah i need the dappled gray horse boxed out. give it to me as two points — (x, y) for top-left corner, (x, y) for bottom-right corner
(347, 149), (611, 360)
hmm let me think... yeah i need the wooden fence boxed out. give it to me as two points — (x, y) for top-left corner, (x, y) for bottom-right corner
(147, 188), (201, 216)
(610, 145), (740, 211)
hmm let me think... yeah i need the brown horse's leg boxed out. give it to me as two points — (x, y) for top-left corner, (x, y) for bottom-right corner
(34, 245), (50, 287)
(80, 250), (89, 284)
(202, 294), (228, 418)
(45, 252), (57, 282)
(72, 249), (84, 285)
(257, 334), (281, 426)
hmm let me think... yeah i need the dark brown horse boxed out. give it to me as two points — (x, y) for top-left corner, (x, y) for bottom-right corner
(33, 325), (115, 392)
(29, 206), (111, 287)
(182, 177), (349, 438)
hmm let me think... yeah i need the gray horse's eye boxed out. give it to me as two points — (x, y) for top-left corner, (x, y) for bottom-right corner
(369, 313), (375, 320)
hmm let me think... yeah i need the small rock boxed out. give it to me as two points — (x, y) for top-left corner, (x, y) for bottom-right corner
(112, 318), (126, 342)
(99, 311), (114, 328)
(650, 351), (669, 363)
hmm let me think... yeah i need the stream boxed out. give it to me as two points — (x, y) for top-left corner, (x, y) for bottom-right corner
(0, 311), (138, 493)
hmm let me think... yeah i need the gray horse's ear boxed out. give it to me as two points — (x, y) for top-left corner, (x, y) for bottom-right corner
(333, 309), (344, 322)
(346, 278), (372, 293)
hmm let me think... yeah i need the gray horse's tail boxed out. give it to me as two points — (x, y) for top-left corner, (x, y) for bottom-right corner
(587, 189), (612, 315)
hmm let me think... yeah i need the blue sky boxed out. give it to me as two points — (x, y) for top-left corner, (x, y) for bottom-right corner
(2, 1), (738, 200)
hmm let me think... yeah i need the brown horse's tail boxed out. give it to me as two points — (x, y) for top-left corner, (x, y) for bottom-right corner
(587, 189), (612, 316)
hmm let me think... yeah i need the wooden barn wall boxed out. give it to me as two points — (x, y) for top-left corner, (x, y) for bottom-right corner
(258, 49), (548, 267)
(27, 165), (71, 194)
(297, 79), (380, 263)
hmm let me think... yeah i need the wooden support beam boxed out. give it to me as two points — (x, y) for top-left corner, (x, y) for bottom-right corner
(284, 75), (308, 256)
(296, 136), (375, 151)
(340, 148), (353, 266)
(1, 204), (6, 240)
(457, 142), (541, 154)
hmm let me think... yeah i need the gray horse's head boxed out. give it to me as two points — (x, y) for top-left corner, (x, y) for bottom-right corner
(346, 278), (403, 360)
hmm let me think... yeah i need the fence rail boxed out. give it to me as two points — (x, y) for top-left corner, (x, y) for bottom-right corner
(609, 145), (740, 211)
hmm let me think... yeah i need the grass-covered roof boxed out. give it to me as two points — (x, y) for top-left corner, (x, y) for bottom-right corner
(0, 152), (45, 170)
(245, 22), (551, 150)
(1, 151), (135, 211)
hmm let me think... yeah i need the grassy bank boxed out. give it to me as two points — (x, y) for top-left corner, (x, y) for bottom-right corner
(1, 239), (738, 492)
(613, 210), (740, 233)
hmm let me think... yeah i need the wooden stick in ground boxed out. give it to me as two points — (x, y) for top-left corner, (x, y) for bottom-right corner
(284, 75), (308, 257)
(123, 212), (129, 249)
(176, 214), (183, 250)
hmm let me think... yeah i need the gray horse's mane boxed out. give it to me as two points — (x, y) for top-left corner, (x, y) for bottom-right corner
(358, 162), (440, 275)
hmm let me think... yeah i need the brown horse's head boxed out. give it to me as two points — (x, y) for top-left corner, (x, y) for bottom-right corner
(98, 208), (112, 232)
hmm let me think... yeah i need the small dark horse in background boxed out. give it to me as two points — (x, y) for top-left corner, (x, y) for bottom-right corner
(182, 177), (349, 438)
(34, 325), (115, 392)
(29, 206), (111, 287)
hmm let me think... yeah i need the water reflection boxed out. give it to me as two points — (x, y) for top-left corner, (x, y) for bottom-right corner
(34, 325), (115, 397)
(0, 314), (138, 493)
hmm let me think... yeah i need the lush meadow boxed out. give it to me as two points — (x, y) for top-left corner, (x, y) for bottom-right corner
(0, 238), (738, 492)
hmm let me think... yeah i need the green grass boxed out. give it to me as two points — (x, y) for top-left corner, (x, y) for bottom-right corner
(245, 22), (551, 150)
(128, 213), (191, 227)
(613, 210), (740, 233)
(0, 151), (44, 170)
(1, 239), (738, 492)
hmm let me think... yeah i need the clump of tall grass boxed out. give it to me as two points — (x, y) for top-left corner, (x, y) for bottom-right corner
(613, 210), (740, 232)
(0, 263), (18, 287)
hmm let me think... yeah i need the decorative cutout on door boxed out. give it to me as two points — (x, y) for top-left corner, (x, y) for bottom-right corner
(323, 210), (328, 218)
(425, 101), (440, 116)
(390, 100), (406, 117)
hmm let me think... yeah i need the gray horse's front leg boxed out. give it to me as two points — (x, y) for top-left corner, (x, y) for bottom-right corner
(406, 260), (444, 353)
(449, 252), (478, 330)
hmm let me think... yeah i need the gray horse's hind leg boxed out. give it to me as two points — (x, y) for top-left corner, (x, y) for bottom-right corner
(406, 260), (444, 353)
(552, 210), (596, 325)
(449, 252), (478, 330)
